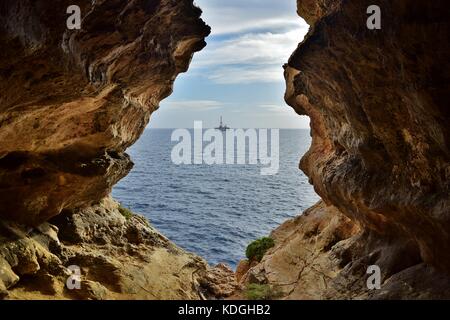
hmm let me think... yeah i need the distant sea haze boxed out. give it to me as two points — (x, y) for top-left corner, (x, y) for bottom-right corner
(113, 129), (320, 269)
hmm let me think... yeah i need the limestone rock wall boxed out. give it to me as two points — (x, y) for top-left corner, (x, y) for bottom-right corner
(1, 197), (236, 299)
(0, 0), (210, 226)
(235, 0), (449, 300)
(285, 0), (449, 271)
(0, 0), (237, 300)
(2, 0), (449, 300)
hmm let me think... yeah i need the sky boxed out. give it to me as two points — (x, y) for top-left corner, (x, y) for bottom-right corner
(149, 0), (310, 129)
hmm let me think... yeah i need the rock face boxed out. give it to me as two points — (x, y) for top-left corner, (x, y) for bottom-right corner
(287, 0), (450, 272)
(1, 0), (449, 300)
(236, 0), (450, 299)
(1, 197), (236, 299)
(0, 0), (239, 299)
(236, 202), (449, 299)
(0, 0), (209, 226)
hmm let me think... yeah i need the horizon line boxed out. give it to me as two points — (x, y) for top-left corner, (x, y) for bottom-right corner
(146, 127), (311, 130)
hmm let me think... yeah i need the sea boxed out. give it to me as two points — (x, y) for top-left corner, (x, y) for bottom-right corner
(112, 129), (319, 269)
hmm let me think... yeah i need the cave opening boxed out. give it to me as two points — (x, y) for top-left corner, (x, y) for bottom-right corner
(112, 0), (319, 269)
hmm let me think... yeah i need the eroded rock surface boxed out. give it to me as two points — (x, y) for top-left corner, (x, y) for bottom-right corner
(236, 0), (449, 299)
(1, 0), (449, 300)
(287, 0), (449, 271)
(235, 202), (449, 299)
(0, 0), (210, 225)
(0, 0), (240, 299)
(1, 197), (236, 299)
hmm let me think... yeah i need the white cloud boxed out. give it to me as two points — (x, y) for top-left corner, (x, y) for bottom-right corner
(150, 0), (313, 128)
(259, 104), (284, 111)
(207, 65), (283, 84)
(190, 28), (307, 84)
(203, 13), (301, 36)
(186, 1), (310, 85)
(196, 29), (305, 67)
(256, 104), (302, 118)
(195, 0), (308, 36)
(162, 100), (224, 110)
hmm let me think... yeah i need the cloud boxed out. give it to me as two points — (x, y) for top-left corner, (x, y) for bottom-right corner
(203, 13), (301, 36)
(150, 0), (312, 128)
(161, 100), (225, 111)
(186, 1), (310, 85)
(190, 28), (306, 84)
(259, 104), (285, 111)
(206, 65), (283, 84)
(196, 29), (305, 67)
(195, 0), (307, 36)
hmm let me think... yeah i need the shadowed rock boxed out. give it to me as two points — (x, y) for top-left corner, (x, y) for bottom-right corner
(0, 0), (210, 225)
(235, 0), (450, 300)
(0, 0), (239, 300)
(285, 0), (449, 274)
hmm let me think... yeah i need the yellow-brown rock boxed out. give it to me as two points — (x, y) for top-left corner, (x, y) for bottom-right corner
(236, 0), (450, 300)
(0, 0), (210, 226)
(1, 197), (236, 299)
(286, 0), (450, 272)
(0, 0), (239, 300)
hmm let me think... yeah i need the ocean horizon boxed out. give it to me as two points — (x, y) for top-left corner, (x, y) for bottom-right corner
(113, 128), (319, 269)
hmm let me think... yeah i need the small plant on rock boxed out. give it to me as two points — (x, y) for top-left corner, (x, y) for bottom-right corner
(245, 284), (281, 300)
(245, 237), (275, 262)
(118, 205), (133, 220)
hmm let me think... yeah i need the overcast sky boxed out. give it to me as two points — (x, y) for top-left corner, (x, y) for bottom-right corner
(150, 0), (310, 128)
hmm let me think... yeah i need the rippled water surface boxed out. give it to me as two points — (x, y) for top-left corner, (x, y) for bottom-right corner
(113, 129), (319, 268)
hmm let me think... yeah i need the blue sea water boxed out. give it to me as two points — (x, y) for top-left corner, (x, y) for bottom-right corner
(112, 129), (319, 269)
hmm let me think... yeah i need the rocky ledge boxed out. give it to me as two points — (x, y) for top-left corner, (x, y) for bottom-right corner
(1, 197), (236, 299)
(235, 0), (449, 299)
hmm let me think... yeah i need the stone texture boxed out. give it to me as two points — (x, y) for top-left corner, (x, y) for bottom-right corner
(199, 263), (238, 299)
(285, 0), (449, 271)
(235, 260), (257, 283)
(234, 202), (449, 300)
(0, 0), (210, 226)
(2, 0), (449, 300)
(1, 197), (237, 300)
(235, 0), (450, 300)
(0, 0), (238, 300)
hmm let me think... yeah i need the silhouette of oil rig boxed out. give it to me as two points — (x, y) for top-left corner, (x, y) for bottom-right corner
(215, 116), (230, 131)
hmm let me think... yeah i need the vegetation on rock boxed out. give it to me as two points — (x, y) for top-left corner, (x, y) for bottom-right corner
(246, 237), (275, 262)
(118, 205), (133, 220)
(245, 284), (280, 300)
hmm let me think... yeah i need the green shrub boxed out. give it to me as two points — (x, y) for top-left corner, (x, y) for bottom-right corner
(245, 284), (280, 300)
(118, 205), (133, 220)
(245, 237), (275, 262)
